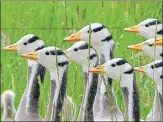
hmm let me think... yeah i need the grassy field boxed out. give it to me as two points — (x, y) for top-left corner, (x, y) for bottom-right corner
(1, 1), (162, 120)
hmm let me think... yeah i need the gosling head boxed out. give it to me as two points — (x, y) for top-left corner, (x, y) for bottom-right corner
(64, 23), (115, 51)
(3, 34), (44, 55)
(21, 47), (68, 72)
(128, 37), (162, 60)
(89, 58), (134, 81)
(124, 19), (162, 39)
(64, 41), (97, 67)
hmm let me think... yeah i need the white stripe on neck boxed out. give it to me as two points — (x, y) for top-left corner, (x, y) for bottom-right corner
(26, 59), (38, 111)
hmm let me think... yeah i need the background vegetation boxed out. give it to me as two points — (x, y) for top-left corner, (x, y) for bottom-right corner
(1, 1), (162, 120)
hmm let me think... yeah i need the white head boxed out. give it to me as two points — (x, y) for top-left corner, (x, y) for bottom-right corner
(124, 19), (162, 39)
(3, 34), (44, 55)
(89, 58), (134, 81)
(65, 41), (97, 68)
(22, 46), (68, 73)
(128, 37), (163, 60)
(64, 23), (115, 52)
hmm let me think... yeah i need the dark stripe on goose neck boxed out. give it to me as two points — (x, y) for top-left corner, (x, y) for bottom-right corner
(50, 50), (65, 55)
(89, 53), (97, 60)
(35, 45), (44, 51)
(92, 25), (105, 32)
(54, 67), (68, 121)
(85, 61), (99, 121)
(101, 35), (113, 42)
(151, 61), (163, 69)
(157, 29), (163, 35)
(116, 59), (127, 66)
(145, 20), (162, 27)
(58, 61), (69, 67)
(78, 43), (93, 50)
(28, 35), (40, 43)
(124, 68), (134, 74)
(133, 75), (140, 121)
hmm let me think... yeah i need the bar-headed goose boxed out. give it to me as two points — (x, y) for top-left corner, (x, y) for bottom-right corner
(128, 37), (162, 60)
(135, 60), (163, 121)
(1, 90), (16, 121)
(3, 34), (46, 121)
(63, 23), (122, 120)
(89, 58), (140, 121)
(22, 46), (72, 121)
(124, 19), (162, 39)
(65, 41), (124, 121)
(3, 34), (74, 121)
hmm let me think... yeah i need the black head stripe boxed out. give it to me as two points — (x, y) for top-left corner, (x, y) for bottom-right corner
(102, 35), (113, 42)
(145, 20), (162, 27)
(58, 61), (68, 67)
(124, 68), (134, 74)
(50, 50), (65, 55)
(157, 29), (163, 35)
(89, 53), (97, 60)
(28, 35), (40, 43)
(92, 25), (105, 32)
(116, 59), (126, 66)
(78, 43), (93, 50)
(35, 45), (45, 51)
(151, 61), (163, 69)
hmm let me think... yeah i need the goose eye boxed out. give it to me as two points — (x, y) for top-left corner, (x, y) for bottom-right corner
(151, 65), (154, 69)
(160, 75), (163, 79)
(23, 42), (27, 45)
(111, 64), (116, 67)
(148, 44), (152, 47)
(45, 52), (50, 55)
(145, 24), (149, 27)
(87, 30), (92, 33)
(74, 48), (78, 51)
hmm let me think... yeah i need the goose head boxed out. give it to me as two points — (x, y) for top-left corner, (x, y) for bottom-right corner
(3, 34), (44, 55)
(89, 58), (133, 82)
(21, 46), (68, 74)
(128, 37), (162, 60)
(64, 23), (115, 53)
(135, 60), (162, 85)
(64, 41), (97, 68)
(124, 19), (162, 39)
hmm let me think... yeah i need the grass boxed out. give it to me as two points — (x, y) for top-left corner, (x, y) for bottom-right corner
(1, 1), (162, 120)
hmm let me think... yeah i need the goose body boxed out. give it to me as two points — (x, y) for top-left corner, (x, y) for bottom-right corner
(3, 34), (74, 121)
(135, 60), (163, 121)
(90, 58), (140, 121)
(1, 90), (16, 121)
(64, 23), (123, 121)
(65, 41), (124, 121)
(22, 46), (74, 121)
(124, 18), (162, 39)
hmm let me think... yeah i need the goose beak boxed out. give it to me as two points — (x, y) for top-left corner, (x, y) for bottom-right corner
(3, 44), (18, 51)
(124, 25), (139, 33)
(134, 66), (145, 73)
(150, 37), (162, 46)
(89, 65), (104, 74)
(64, 32), (81, 42)
(127, 42), (143, 51)
(21, 52), (38, 60)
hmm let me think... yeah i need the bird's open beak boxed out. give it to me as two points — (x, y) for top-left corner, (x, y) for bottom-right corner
(89, 65), (105, 74)
(134, 66), (145, 73)
(64, 32), (81, 42)
(21, 52), (38, 60)
(127, 42), (143, 51)
(3, 44), (18, 52)
(150, 37), (162, 46)
(124, 25), (139, 33)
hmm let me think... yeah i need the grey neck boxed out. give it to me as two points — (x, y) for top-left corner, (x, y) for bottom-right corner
(159, 93), (163, 121)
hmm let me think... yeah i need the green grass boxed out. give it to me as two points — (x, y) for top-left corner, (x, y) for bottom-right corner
(1, 1), (162, 120)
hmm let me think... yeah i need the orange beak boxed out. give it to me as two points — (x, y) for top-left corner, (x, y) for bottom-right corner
(89, 65), (104, 74)
(3, 44), (18, 52)
(124, 25), (139, 33)
(127, 42), (144, 51)
(150, 37), (162, 46)
(134, 66), (145, 73)
(64, 32), (81, 42)
(21, 52), (38, 60)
